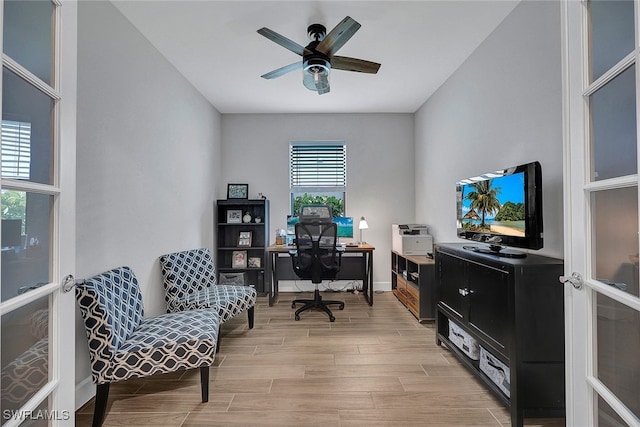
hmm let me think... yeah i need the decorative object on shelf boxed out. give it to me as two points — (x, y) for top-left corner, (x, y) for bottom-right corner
(254, 216), (262, 223)
(238, 231), (252, 247)
(227, 183), (249, 199)
(257, 192), (267, 200)
(243, 212), (252, 223)
(232, 250), (247, 268)
(248, 257), (261, 268)
(358, 216), (369, 243)
(226, 209), (242, 223)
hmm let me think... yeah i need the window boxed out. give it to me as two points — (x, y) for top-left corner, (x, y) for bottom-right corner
(2, 118), (31, 180)
(290, 141), (346, 217)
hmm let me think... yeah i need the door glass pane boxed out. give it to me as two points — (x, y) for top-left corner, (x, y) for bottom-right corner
(589, 0), (635, 82)
(592, 187), (639, 297)
(596, 293), (640, 420)
(2, 0), (54, 85)
(0, 297), (49, 423)
(2, 68), (54, 185)
(589, 65), (637, 181)
(598, 396), (629, 427)
(1, 191), (52, 302)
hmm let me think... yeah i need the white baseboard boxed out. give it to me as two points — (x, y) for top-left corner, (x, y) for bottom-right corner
(75, 375), (95, 411)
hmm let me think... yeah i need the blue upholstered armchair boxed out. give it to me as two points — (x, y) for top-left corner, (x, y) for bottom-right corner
(75, 266), (219, 427)
(159, 248), (256, 328)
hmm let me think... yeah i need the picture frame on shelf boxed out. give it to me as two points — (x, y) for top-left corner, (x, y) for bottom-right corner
(232, 250), (247, 268)
(227, 183), (249, 199)
(238, 231), (252, 247)
(227, 209), (242, 223)
(248, 257), (261, 268)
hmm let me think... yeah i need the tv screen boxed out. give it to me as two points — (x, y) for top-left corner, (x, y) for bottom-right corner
(456, 161), (543, 255)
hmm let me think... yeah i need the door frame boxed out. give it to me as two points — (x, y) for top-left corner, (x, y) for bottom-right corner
(561, 0), (640, 425)
(0, 0), (77, 425)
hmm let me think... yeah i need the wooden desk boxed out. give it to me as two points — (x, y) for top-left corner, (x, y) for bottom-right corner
(266, 243), (375, 307)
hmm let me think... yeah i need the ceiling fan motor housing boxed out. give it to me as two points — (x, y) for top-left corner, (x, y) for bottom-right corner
(307, 24), (326, 41)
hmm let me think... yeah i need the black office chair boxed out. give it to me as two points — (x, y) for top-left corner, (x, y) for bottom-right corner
(289, 205), (345, 322)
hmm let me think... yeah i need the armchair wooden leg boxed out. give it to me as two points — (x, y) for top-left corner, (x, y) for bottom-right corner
(200, 366), (210, 402)
(92, 383), (110, 427)
(248, 306), (255, 329)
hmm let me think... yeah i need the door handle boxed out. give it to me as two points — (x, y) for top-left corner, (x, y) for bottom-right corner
(62, 274), (81, 293)
(559, 272), (583, 290)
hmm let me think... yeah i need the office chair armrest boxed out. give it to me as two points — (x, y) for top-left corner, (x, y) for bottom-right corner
(336, 246), (344, 267)
(288, 249), (298, 272)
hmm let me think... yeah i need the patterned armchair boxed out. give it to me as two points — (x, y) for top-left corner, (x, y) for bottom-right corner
(159, 248), (256, 331)
(75, 266), (219, 427)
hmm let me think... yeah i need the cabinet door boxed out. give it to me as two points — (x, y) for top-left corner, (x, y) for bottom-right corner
(467, 261), (509, 352)
(438, 253), (467, 320)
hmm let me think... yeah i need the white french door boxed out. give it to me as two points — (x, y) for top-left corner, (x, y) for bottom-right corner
(0, 1), (76, 426)
(562, 0), (640, 426)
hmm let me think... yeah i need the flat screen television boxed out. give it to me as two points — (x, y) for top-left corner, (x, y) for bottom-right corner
(456, 161), (543, 257)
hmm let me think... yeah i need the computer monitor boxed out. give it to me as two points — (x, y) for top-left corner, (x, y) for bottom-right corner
(333, 217), (354, 238)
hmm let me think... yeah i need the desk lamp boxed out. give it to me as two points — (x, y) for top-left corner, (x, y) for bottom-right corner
(358, 216), (369, 244)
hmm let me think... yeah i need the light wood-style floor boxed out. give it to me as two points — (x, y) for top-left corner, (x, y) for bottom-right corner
(76, 291), (565, 427)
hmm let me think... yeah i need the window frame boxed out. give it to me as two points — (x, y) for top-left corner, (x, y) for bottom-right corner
(289, 141), (346, 216)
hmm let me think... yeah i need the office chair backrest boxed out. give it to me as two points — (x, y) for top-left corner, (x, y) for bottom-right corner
(293, 205), (340, 283)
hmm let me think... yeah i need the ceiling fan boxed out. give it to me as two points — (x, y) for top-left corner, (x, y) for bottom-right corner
(257, 16), (381, 95)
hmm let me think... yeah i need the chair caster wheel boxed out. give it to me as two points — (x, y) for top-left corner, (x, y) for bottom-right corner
(291, 302), (296, 308)
(339, 304), (345, 310)
(295, 315), (300, 321)
(329, 316), (335, 322)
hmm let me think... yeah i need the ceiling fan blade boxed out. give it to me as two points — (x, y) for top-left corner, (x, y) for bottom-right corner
(257, 27), (313, 56)
(332, 56), (381, 74)
(261, 61), (303, 79)
(316, 16), (361, 56)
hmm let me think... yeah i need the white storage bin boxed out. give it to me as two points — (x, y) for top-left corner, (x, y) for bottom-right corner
(448, 319), (480, 360)
(219, 272), (248, 286)
(479, 346), (510, 398)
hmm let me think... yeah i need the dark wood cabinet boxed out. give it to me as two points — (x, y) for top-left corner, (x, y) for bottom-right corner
(216, 199), (269, 295)
(391, 251), (436, 321)
(435, 243), (565, 426)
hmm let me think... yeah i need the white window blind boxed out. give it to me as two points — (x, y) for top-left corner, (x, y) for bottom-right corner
(1, 119), (31, 180)
(290, 142), (346, 190)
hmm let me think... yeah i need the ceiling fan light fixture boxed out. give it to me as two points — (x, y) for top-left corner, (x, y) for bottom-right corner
(303, 57), (330, 92)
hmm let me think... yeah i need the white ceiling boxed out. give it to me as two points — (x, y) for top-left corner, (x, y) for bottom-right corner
(111, 0), (519, 114)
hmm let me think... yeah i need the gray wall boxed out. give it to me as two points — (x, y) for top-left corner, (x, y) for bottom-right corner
(414, 0), (564, 259)
(75, 0), (222, 405)
(221, 113), (415, 289)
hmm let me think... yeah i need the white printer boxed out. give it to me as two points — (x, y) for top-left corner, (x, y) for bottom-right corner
(392, 224), (433, 256)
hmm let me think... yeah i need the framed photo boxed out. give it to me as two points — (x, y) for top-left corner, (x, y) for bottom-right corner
(238, 231), (252, 247)
(226, 209), (242, 223)
(248, 257), (261, 268)
(232, 250), (247, 268)
(227, 183), (249, 199)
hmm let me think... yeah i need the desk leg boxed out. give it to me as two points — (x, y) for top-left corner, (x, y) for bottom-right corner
(268, 252), (278, 306)
(364, 251), (373, 306)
